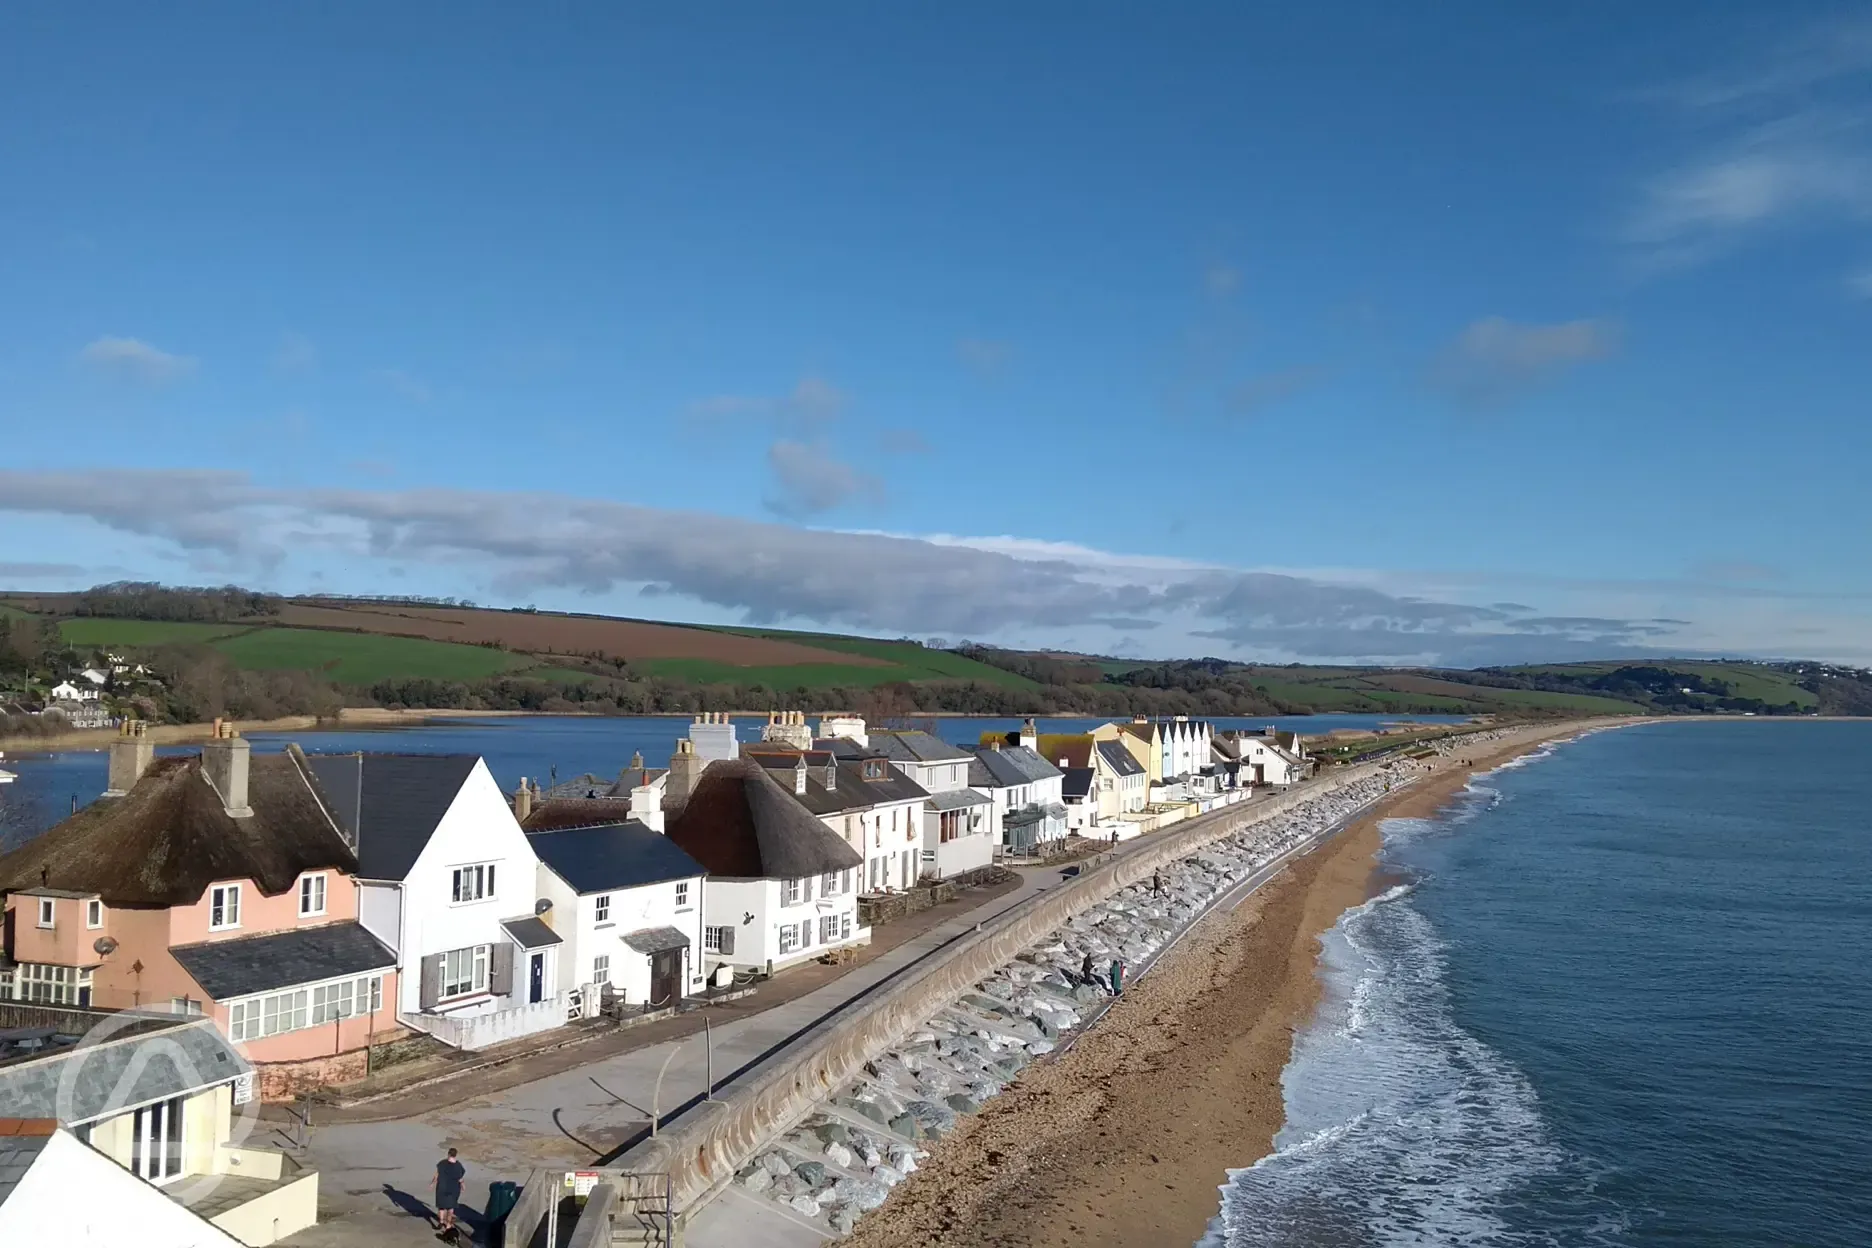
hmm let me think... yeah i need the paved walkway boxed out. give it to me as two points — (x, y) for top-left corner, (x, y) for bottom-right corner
(281, 794), (1274, 1246)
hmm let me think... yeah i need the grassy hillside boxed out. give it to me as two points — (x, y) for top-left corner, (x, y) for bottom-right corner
(710, 628), (1041, 690)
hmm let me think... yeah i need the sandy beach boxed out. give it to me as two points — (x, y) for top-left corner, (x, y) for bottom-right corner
(841, 718), (1625, 1248)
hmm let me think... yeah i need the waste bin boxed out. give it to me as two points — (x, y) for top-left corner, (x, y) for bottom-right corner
(486, 1180), (522, 1246)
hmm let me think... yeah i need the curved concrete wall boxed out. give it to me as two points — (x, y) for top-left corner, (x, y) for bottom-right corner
(616, 763), (1389, 1213)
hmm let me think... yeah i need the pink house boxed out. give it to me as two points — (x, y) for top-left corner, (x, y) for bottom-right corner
(0, 724), (400, 1099)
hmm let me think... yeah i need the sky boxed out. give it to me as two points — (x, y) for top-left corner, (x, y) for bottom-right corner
(2, 3), (1870, 667)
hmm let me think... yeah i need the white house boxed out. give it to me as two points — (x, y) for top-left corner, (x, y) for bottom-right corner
(1154, 716), (1215, 784)
(968, 742), (1068, 855)
(1215, 730), (1311, 788)
(745, 737), (930, 896)
(49, 681), (96, 704)
(665, 759), (867, 975)
(526, 819), (708, 1008)
(301, 752), (558, 1049)
(79, 668), (109, 687)
(869, 730), (995, 880)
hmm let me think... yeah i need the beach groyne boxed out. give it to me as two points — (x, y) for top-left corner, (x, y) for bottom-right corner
(610, 759), (1396, 1223)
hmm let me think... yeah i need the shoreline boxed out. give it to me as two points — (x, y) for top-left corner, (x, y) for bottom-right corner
(0, 706), (543, 753)
(839, 718), (1621, 1248)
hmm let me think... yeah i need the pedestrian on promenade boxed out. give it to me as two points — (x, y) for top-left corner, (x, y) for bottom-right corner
(432, 1147), (465, 1243)
(1109, 958), (1126, 996)
(1081, 951), (1096, 987)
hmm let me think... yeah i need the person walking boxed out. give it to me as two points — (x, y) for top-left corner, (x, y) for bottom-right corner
(1080, 951), (1097, 987)
(1151, 870), (1165, 898)
(1109, 957), (1126, 997)
(432, 1147), (466, 1243)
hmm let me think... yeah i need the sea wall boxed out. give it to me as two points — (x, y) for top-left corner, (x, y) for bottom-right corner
(613, 761), (1389, 1215)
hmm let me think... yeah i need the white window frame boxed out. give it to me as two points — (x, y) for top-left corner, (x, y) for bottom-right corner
(783, 878), (803, 906)
(703, 926), (728, 954)
(85, 899), (103, 929)
(450, 863), (497, 905)
(18, 963), (90, 1005)
(36, 898), (54, 928)
(820, 872), (839, 897)
(209, 884), (241, 931)
(674, 881), (690, 909)
(594, 893), (611, 924)
(298, 873), (327, 917)
(819, 914), (840, 944)
(777, 923), (800, 956)
(441, 945), (490, 1000)
(592, 954), (610, 984)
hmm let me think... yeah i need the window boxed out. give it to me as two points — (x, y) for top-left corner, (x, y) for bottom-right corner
(703, 925), (732, 954)
(594, 894), (611, 924)
(777, 923), (800, 955)
(86, 899), (103, 929)
(298, 874), (327, 917)
(36, 898), (54, 928)
(311, 979), (354, 1024)
(451, 864), (496, 904)
(783, 878), (803, 906)
(940, 810), (965, 843)
(169, 997), (200, 1015)
(442, 945), (490, 999)
(862, 759), (885, 780)
(231, 978), (378, 1041)
(820, 872), (839, 897)
(592, 955), (610, 984)
(674, 881), (690, 908)
(18, 963), (90, 1005)
(209, 884), (241, 931)
(820, 915), (841, 944)
(261, 988), (308, 1037)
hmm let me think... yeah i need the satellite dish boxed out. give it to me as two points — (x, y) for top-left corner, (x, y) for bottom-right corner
(93, 936), (118, 956)
(534, 898), (552, 916)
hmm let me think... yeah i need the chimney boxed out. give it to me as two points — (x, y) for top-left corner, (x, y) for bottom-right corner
(201, 721), (253, 818)
(629, 783), (665, 833)
(793, 755), (809, 795)
(104, 720), (154, 797)
(1018, 718), (1037, 752)
(513, 777), (534, 823)
(629, 750), (645, 770)
(667, 738), (704, 809)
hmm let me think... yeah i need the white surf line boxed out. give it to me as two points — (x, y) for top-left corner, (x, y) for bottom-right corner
(1054, 780), (1403, 1056)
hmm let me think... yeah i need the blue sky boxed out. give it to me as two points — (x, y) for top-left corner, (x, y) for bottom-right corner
(3, 4), (1870, 665)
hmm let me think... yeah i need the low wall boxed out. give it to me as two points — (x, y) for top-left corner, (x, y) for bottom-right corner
(0, 1001), (114, 1033)
(614, 762), (1386, 1214)
(208, 1171), (319, 1246)
(402, 994), (568, 1051)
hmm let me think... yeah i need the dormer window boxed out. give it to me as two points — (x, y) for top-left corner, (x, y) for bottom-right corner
(862, 759), (886, 781)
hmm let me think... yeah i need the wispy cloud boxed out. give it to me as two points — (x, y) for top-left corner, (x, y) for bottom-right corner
(79, 336), (196, 385)
(0, 561), (86, 581)
(764, 441), (882, 518)
(272, 331), (317, 375)
(1226, 365), (1325, 418)
(686, 375), (848, 430)
(1429, 317), (1619, 406)
(957, 338), (1013, 377)
(375, 369), (432, 404)
(1629, 19), (1872, 270)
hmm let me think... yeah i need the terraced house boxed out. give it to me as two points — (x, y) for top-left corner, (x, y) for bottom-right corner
(867, 729), (995, 881)
(0, 725), (399, 1099)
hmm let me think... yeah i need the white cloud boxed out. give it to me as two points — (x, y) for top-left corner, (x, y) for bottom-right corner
(764, 441), (881, 517)
(78, 337), (196, 385)
(1429, 317), (1619, 406)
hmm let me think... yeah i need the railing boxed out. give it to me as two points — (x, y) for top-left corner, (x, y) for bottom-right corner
(399, 992), (570, 1051)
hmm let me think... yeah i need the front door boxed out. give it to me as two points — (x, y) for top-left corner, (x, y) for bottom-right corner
(527, 952), (545, 1004)
(650, 950), (680, 1008)
(131, 1095), (185, 1184)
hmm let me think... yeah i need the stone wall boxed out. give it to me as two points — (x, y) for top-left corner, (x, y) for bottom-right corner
(614, 763), (1385, 1215)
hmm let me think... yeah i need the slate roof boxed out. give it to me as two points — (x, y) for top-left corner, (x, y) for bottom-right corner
(868, 730), (972, 764)
(527, 821), (706, 895)
(303, 753), (482, 882)
(500, 916), (563, 950)
(970, 745), (1064, 788)
(621, 925), (689, 955)
(0, 749), (357, 906)
(0, 1125), (52, 1207)
(744, 750), (929, 817)
(539, 768), (666, 801)
(0, 1017), (246, 1125)
(1096, 741), (1146, 777)
(1062, 767), (1094, 800)
(666, 760), (864, 879)
(927, 788), (993, 811)
(170, 922), (396, 1001)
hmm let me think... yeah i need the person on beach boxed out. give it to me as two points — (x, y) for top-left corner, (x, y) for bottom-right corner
(1081, 951), (1096, 986)
(1109, 958), (1126, 996)
(1151, 870), (1165, 898)
(432, 1147), (465, 1242)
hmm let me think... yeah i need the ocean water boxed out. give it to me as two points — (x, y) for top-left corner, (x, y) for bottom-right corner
(1204, 721), (1872, 1247)
(0, 711), (1464, 850)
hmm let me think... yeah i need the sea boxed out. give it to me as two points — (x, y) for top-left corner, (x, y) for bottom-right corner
(0, 711), (1464, 850)
(1202, 720), (1872, 1247)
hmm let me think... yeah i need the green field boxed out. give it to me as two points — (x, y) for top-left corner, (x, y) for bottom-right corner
(209, 628), (528, 684)
(708, 628), (1040, 690)
(58, 619), (249, 646)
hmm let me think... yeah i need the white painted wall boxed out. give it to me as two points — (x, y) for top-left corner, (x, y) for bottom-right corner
(537, 865), (707, 1004)
(395, 759), (544, 1017)
(357, 882), (402, 953)
(0, 1129), (245, 1248)
(697, 874), (864, 972)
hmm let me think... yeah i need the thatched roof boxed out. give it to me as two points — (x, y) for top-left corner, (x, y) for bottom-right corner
(665, 760), (863, 880)
(0, 751), (356, 906)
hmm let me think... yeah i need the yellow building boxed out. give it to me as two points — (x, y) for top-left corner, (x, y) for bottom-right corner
(1091, 720), (1162, 785)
